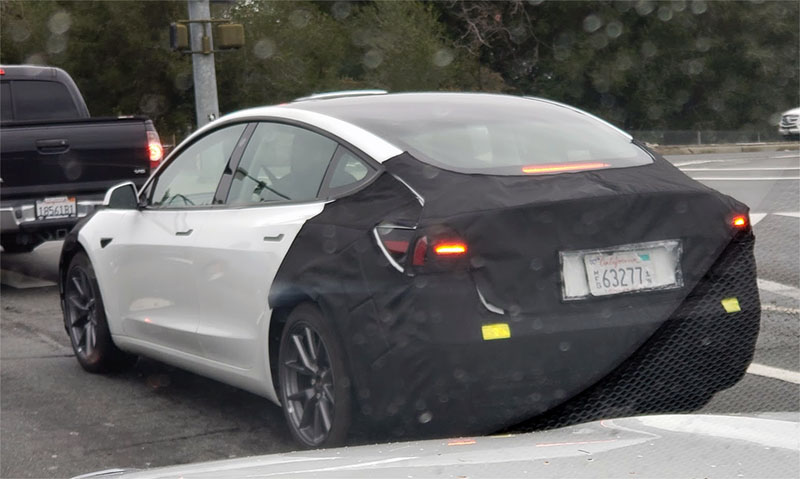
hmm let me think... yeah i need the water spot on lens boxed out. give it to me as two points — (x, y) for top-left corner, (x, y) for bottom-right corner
(605, 21), (623, 39)
(695, 37), (711, 53)
(422, 165), (439, 179)
(432, 49), (454, 68)
(532, 318), (543, 330)
(418, 411), (433, 423)
(672, 0), (687, 12)
(583, 14), (603, 33)
(528, 392), (542, 402)
(470, 256), (486, 268)
(769, 113), (782, 126)
(48, 11), (72, 35)
(63, 160), (81, 181)
(559, 341), (571, 352)
(24, 53), (47, 66)
(9, 19), (31, 42)
(363, 49), (383, 69)
(590, 33), (608, 50)
(601, 308), (612, 319)
(509, 304), (522, 317)
(530, 258), (543, 271)
(289, 9), (311, 28)
(648, 105), (664, 121)
(657, 6), (673, 21)
(635, 1), (655, 16)
(691, 0), (708, 15)
(641, 41), (658, 58)
(46, 35), (67, 55)
(331, 1), (351, 20)
(253, 38), (276, 59)
(554, 389), (566, 399)
(686, 59), (704, 75)
(139, 94), (165, 115)
(322, 225), (336, 238)
(174, 71), (193, 91)
(323, 239), (337, 254)
(350, 29), (370, 47)
(414, 276), (428, 289)
(701, 337), (711, 346)
(674, 200), (689, 214)
(453, 368), (466, 381)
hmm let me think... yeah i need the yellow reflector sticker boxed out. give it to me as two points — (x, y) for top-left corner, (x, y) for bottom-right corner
(721, 297), (741, 313)
(482, 323), (511, 340)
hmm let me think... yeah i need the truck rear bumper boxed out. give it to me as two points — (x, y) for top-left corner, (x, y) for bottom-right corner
(0, 195), (103, 240)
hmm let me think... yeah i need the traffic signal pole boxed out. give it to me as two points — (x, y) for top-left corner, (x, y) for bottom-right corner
(187, 0), (220, 128)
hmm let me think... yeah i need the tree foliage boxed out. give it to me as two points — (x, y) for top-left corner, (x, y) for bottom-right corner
(1, 0), (797, 140)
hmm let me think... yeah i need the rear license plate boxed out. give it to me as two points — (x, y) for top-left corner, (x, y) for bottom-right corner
(35, 196), (77, 220)
(561, 240), (683, 300)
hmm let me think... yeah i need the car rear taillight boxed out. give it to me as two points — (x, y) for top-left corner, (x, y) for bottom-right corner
(374, 224), (469, 273)
(374, 224), (416, 270)
(147, 129), (163, 170)
(732, 214), (748, 229)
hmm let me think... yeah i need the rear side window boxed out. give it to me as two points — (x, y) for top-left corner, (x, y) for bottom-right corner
(0, 82), (11, 121)
(227, 122), (337, 205)
(11, 80), (79, 121)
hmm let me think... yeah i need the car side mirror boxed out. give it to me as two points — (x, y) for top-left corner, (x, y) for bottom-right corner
(103, 182), (139, 210)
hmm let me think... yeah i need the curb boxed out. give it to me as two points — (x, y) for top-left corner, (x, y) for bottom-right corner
(652, 142), (799, 155)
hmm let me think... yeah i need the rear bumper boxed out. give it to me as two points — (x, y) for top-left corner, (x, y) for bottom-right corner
(0, 194), (103, 241)
(351, 233), (760, 434)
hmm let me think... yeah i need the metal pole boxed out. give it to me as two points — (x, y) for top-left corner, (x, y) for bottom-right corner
(188, 0), (219, 129)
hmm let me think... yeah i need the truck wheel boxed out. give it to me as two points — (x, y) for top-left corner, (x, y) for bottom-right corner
(278, 303), (353, 448)
(64, 252), (137, 373)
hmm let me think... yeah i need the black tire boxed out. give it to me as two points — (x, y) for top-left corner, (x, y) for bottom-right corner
(278, 302), (353, 448)
(63, 252), (137, 373)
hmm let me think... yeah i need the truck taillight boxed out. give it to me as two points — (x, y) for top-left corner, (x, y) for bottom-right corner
(147, 130), (163, 170)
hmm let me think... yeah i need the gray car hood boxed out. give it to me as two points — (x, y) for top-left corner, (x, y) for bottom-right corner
(75, 414), (800, 479)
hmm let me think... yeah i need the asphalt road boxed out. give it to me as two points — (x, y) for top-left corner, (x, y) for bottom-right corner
(1, 150), (798, 479)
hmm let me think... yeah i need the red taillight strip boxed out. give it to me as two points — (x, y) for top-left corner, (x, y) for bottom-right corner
(522, 162), (610, 174)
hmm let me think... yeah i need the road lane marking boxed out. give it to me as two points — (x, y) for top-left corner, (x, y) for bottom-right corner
(680, 167), (800, 171)
(747, 363), (800, 385)
(691, 177), (800, 181)
(672, 159), (732, 167)
(762, 304), (800, 315)
(772, 154), (800, 159)
(774, 212), (800, 219)
(0, 269), (57, 288)
(750, 213), (767, 226)
(758, 278), (800, 301)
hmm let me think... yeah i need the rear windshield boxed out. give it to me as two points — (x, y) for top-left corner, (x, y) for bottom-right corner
(10, 80), (79, 121)
(297, 94), (652, 175)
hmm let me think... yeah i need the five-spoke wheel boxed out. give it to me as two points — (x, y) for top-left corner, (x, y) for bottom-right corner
(63, 252), (136, 373)
(278, 303), (352, 448)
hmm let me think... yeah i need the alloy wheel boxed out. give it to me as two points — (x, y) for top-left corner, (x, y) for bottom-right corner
(281, 323), (336, 446)
(66, 267), (99, 358)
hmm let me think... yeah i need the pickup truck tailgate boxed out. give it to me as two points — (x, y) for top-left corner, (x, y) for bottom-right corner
(1, 117), (152, 200)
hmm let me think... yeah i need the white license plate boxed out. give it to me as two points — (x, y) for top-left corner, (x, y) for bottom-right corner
(561, 240), (683, 300)
(35, 196), (77, 220)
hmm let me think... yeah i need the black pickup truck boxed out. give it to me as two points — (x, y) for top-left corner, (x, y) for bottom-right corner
(0, 65), (162, 253)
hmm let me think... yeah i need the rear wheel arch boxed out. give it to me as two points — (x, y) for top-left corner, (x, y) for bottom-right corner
(268, 289), (353, 399)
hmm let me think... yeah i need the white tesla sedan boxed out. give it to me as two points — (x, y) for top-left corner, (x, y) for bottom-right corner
(59, 92), (759, 448)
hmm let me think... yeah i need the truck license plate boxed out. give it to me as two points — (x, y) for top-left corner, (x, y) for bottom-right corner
(35, 196), (77, 220)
